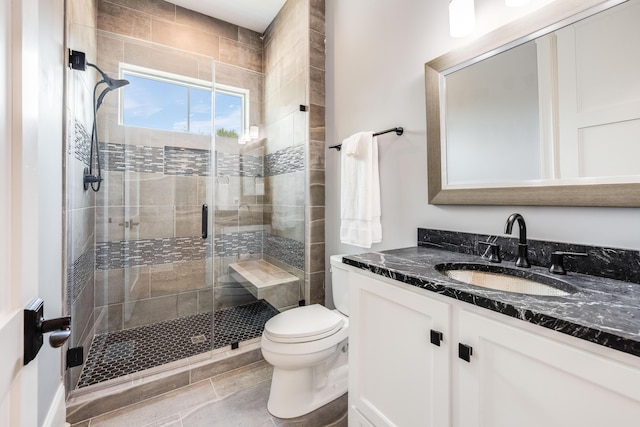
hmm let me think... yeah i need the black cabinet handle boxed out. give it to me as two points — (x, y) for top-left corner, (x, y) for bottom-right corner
(430, 329), (443, 346)
(201, 204), (208, 239)
(459, 343), (473, 362)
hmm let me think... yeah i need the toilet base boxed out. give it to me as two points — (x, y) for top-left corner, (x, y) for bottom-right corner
(267, 340), (348, 419)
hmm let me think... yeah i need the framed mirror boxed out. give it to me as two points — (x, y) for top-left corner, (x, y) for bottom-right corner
(426, 0), (640, 206)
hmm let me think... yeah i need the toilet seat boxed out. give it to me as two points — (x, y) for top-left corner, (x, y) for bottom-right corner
(264, 304), (345, 343)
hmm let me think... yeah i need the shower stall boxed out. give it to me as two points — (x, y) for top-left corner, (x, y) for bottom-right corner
(63, 0), (325, 399)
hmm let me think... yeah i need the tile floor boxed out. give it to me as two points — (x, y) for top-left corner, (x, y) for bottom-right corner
(78, 301), (279, 388)
(70, 360), (348, 427)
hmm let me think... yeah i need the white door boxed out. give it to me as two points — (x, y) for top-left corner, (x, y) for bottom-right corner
(1, 0), (65, 426)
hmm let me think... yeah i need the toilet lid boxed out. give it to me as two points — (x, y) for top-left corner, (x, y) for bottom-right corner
(264, 304), (345, 343)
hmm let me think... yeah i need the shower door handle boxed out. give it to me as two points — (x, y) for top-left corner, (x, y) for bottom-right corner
(202, 204), (208, 239)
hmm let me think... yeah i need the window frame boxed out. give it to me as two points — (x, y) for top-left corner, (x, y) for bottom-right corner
(119, 64), (249, 137)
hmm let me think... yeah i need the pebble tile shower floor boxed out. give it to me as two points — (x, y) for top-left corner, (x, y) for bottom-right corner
(76, 300), (279, 388)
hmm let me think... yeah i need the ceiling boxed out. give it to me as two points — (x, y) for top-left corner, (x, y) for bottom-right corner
(169, 0), (287, 34)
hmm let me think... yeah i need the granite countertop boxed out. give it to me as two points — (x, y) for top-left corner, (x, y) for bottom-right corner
(342, 246), (640, 358)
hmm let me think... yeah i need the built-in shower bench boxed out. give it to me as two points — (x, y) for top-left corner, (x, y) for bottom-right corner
(229, 260), (300, 311)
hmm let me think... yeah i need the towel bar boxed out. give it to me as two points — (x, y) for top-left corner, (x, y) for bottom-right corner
(329, 127), (403, 151)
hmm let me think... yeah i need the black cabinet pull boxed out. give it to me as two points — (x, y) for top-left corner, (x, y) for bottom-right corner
(459, 343), (473, 362)
(201, 204), (208, 239)
(430, 329), (443, 346)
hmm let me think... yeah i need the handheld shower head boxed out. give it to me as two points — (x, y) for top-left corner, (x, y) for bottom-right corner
(87, 62), (130, 110)
(96, 78), (129, 110)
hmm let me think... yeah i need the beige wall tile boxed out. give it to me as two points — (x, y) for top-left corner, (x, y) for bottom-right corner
(94, 303), (123, 334)
(94, 266), (151, 306)
(96, 33), (125, 76)
(175, 205), (201, 237)
(309, 103), (325, 142)
(96, 171), (124, 207)
(177, 291), (198, 317)
(175, 176), (200, 206)
(127, 205), (174, 240)
(123, 40), (200, 79)
(95, 206), (125, 242)
(125, 172), (176, 207)
(238, 27), (263, 50)
(98, 0), (152, 41)
(151, 18), (219, 59)
(310, 29), (325, 70)
(72, 276), (95, 347)
(198, 288), (213, 312)
(307, 270), (325, 305)
(219, 38), (263, 73)
(307, 205), (325, 244)
(308, 168), (325, 207)
(124, 295), (178, 328)
(308, 140), (325, 170)
(175, 6), (238, 40)
(105, 0), (176, 22)
(306, 241), (325, 273)
(310, 66), (325, 107)
(149, 260), (207, 297)
(310, 0), (326, 34)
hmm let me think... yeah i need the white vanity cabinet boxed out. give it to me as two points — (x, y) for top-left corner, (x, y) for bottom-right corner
(348, 269), (451, 427)
(348, 267), (640, 427)
(456, 308), (640, 427)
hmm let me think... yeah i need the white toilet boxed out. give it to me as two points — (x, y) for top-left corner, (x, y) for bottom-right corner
(261, 255), (350, 419)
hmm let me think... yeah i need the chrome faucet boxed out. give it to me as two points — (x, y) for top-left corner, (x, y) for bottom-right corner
(504, 213), (530, 268)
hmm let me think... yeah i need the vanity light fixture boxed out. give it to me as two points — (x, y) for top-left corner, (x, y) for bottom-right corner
(449, 0), (475, 38)
(505, 0), (530, 7)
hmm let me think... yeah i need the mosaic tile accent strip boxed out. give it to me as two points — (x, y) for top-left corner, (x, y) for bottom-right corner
(265, 144), (305, 176)
(100, 143), (164, 173)
(264, 234), (304, 270)
(76, 300), (279, 388)
(215, 152), (263, 177)
(95, 237), (209, 270)
(67, 248), (95, 311)
(73, 120), (92, 165)
(164, 146), (211, 176)
(214, 231), (264, 258)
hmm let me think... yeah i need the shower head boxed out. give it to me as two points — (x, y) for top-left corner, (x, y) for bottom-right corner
(87, 62), (129, 89)
(86, 62), (130, 110)
(109, 78), (130, 90)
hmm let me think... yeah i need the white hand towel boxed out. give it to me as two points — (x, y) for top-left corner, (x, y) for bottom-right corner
(340, 132), (382, 248)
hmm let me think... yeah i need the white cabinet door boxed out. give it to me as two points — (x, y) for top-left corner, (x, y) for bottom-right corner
(456, 309), (640, 427)
(349, 271), (451, 427)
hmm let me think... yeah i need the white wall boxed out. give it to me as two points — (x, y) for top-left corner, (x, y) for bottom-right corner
(325, 0), (640, 301)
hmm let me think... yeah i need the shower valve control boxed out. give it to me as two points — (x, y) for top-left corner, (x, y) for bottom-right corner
(24, 298), (71, 365)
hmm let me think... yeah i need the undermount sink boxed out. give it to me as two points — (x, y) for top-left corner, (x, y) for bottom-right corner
(435, 263), (576, 296)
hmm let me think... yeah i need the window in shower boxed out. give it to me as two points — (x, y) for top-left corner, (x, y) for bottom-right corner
(120, 65), (248, 137)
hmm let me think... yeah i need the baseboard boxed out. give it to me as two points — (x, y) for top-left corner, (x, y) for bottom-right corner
(42, 383), (67, 427)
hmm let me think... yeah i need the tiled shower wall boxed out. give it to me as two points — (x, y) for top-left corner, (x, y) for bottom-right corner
(263, 0), (326, 305)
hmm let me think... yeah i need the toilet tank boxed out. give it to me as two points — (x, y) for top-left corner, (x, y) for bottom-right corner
(330, 255), (350, 316)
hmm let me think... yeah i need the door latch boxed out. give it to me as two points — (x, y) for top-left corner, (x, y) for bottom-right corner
(24, 298), (71, 365)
